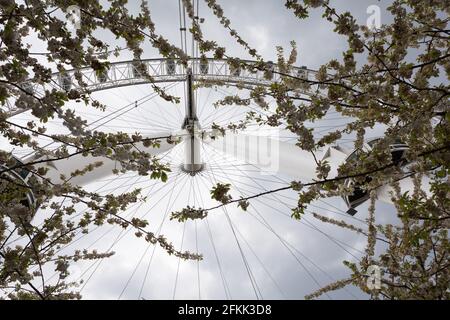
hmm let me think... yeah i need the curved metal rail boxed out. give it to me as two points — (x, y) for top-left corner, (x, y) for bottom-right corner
(4, 58), (320, 117)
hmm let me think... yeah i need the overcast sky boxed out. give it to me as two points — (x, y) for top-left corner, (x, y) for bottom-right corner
(2, 0), (402, 300)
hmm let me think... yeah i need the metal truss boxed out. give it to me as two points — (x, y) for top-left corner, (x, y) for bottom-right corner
(3, 58), (318, 117)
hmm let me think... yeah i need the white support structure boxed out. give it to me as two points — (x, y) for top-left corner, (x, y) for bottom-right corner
(207, 133), (431, 211)
(26, 132), (177, 186)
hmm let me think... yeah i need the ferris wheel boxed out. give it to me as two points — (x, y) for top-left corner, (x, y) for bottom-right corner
(0, 1), (431, 300)
(1, 55), (427, 299)
(3, 57), (420, 213)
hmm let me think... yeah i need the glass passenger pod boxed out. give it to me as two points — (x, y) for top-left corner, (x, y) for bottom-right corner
(0, 157), (37, 213)
(58, 73), (72, 91)
(297, 66), (308, 80)
(366, 138), (409, 165)
(229, 63), (241, 77)
(199, 59), (209, 75)
(21, 82), (34, 95)
(97, 69), (109, 83)
(166, 59), (176, 75)
(343, 178), (370, 216)
(264, 61), (274, 80)
(131, 60), (147, 78)
(342, 139), (409, 215)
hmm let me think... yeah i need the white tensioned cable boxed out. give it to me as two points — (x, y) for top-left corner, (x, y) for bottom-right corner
(18, 83), (178, 160)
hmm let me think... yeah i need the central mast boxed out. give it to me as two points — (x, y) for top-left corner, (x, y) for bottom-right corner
(181, 67), (203, 175)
